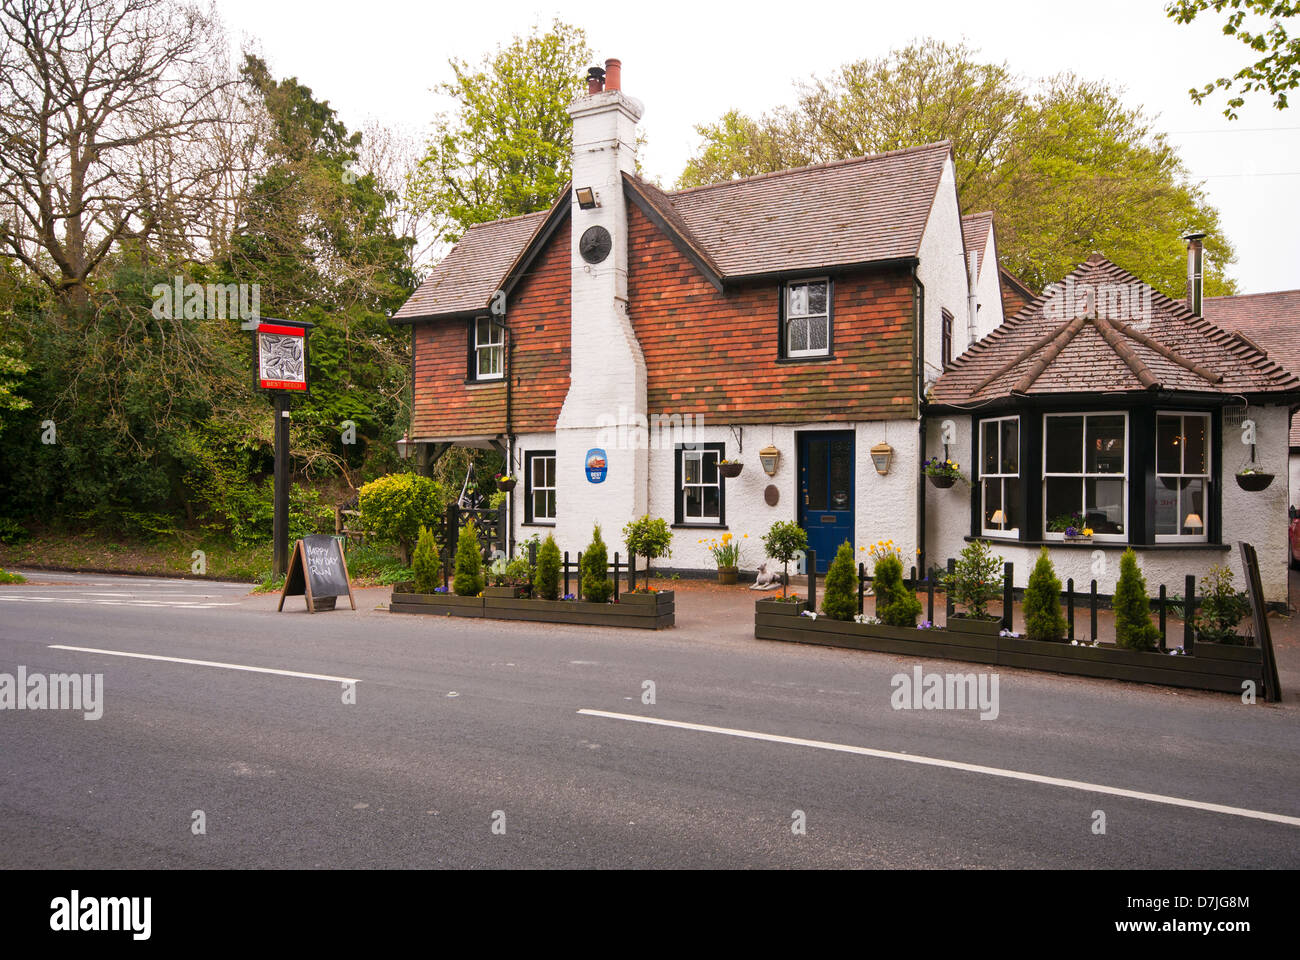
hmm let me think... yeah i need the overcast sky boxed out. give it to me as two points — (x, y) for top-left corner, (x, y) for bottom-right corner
(213, 0), (1299, 294)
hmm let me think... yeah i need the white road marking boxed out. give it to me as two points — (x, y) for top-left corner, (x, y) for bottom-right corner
(578, 708), (1300, 828)
(47, 644), (360, 684)
(0, 595), (238, 608)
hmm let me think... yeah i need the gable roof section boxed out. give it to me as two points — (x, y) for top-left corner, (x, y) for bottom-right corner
(1203, 289), (1300, 445)
(932, 254), (1300, 405)
(392, 210), (548, 322)
(961, 211), (994, 270)
(393, 141), (953, 320)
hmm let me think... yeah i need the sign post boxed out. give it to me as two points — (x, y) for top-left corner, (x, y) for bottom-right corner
(250, 318), (313, 579)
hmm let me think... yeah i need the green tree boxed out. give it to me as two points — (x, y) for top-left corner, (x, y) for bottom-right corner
(411, 524), (441, 593)
(761, 520), (808, 599)
(453, 520), (484, 596)
(873, 553), (923, 627)
(581, 524), (613, 603)
(358, 473), (448, 563)
(1023, 547), (1067, 642)
(408, 20), (595, 242)
(821, 541), (858, 621)
(1114, 548), (1161, 650)
(1167, 1), (1300, 118)
(623, 515), (673, 581)
(946, 539), (1005, 621)
(536, 533), (561, 600)
(678, 40), (1236, 298)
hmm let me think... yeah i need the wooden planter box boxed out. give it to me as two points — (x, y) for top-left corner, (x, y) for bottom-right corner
(483, 585), (523, 599)
(486, 590), (673, 629)
(717, 566), (738, 585)
(947, 614), (1003, 636)
(755, 603), (1265, 694)
(754, 597), (809, 616)
(389, 589), (484, 618)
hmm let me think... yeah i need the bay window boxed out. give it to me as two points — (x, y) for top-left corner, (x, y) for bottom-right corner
(1043, 413), (1127, 540)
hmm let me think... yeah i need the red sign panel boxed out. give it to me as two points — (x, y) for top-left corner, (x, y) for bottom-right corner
(257, 323), (307, 391)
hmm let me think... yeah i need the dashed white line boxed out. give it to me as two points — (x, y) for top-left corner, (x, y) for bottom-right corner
(578, 708), (1300, 828)
(47, 644), (359, 684)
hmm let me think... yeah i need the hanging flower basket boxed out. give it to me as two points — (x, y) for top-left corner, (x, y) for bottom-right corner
(495, 475), (517, 492)
(718, 461), (743, 479)
(928, 474), (957, 489)
(922, 457), (962, 488)
(1235, 471), (1274, 491)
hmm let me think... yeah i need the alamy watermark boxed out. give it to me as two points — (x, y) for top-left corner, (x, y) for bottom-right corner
(890, 666), (999, 720)
(1043, 277), (1153, 330)
(595, 406), (706, 450)
(151, 276), (260, 326)
(0, 667), (102, 719)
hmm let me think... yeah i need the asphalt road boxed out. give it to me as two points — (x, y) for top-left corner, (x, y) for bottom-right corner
(1, 571), (1297, 869)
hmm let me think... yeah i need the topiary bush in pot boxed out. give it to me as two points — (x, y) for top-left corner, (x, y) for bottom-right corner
(1023, 546), (1066, 642)
(872, 545), (922, 627)
(452, 520), (484, 597)
(535, 534), (561, 601)
(581, 525), (614, 603)
(1114, 548), (1160, 651)
(821, 541), (858, 621)
(411, 524), (441, 594)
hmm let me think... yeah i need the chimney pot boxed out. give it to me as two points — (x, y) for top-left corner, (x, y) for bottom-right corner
(604, 58), (621, 92)
(586, 66), (605, 95)
(1183, 231), (1206, 316)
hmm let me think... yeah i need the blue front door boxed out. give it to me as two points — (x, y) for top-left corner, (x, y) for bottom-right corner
(798, 431), (855, 573)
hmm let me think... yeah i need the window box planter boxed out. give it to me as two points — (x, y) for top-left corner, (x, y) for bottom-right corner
(1234, 472), (1274, 492)
(1063, 534), (1093, 544)
(946, 613), (1003, 636)
(755, 606), (1266, 694)
(389, 586), (484, 618)
(717, 566), (738, 585)
(927, 474), (957, 489)
(718, 461), (744, 479)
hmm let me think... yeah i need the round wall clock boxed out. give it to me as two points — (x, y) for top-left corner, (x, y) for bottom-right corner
(579, 225), (612, 264)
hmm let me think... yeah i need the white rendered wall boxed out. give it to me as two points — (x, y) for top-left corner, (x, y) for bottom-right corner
(916, 157), (972, 385)
(973, 225), (1005, 341)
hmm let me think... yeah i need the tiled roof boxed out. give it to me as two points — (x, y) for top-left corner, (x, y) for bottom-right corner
(961, 211), (994, 269)
(393, 211), (549, 320)
(394, 142), (953, 319)
(1203, 289), (1300, 445)
(932, 255), (1300, 405)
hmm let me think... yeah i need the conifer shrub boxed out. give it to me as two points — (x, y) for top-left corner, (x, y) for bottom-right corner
(873, 550), (922, 627)
(1023, 547), (1066, 642)
(535, 534), (561, 601)
(411, 524), (441, 594)
(821, 541), (858, 621)
(452, 520), (484, 596)
(1114, 548), (1160, 650)
(581, 524), (614, 603)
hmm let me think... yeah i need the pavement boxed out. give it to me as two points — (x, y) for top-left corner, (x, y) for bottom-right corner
(0, 568), (1297, 868)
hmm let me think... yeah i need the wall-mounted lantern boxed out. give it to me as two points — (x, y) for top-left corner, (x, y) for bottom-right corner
(759, 444), (781, 476)
(396, 434), (412, 460)
(870, 442), (893, 475)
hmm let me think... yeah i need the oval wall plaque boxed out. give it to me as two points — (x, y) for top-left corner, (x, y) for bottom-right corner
(764, 484), (779, 507)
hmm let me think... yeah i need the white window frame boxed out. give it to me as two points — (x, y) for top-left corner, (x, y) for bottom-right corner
(527, 452), (556, 524)
(1042, 411), (1129, 543)
(475, 317), (503, 380)
(980, 415), (1020, 538)
(785, 278), (830, 358)
(680, 446), (722, 524)
(1154, 411), (1211, 543)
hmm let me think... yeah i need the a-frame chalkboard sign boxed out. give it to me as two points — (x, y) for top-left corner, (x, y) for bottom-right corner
(278, 534), (356, 613)
(1237, 541), (1282, 702)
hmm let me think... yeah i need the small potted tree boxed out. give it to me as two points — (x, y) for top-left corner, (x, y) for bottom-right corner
(453, 521), (485, 597)
(1194, 564), (1252, 645)
(534, 534), (561, 601)
(944, 539), (1005, 635)
(820, 541), (858, 621)
(623, 515), (673, 588)
(580, 525), (614, 603)
(760, 520), (807, 603)
(872, 543), (923, 628)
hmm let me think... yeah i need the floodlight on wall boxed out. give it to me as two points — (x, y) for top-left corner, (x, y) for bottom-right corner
(1184, 512), (1203, 530)
(575, 187), (598, 209)
(990, 510), (1006, 527)
(870, 442), (893, 475)
(759, 444), (781, 476)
